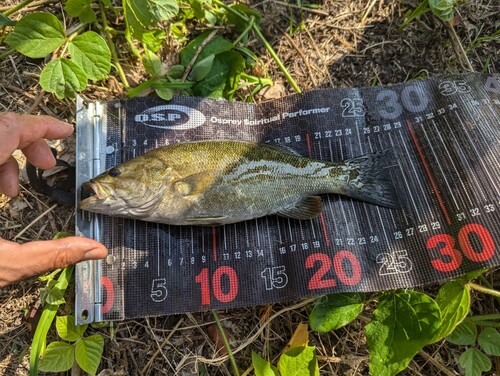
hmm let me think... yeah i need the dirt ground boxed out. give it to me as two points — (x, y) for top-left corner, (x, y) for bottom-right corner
(0, 0), (498, 375)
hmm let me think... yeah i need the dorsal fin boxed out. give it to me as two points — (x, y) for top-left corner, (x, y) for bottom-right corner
(277, 196), (322, 220)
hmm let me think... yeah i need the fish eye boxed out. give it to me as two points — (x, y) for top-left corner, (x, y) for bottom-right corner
(108, 167), (121, 177)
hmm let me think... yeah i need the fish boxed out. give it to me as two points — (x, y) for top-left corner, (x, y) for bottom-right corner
(79, 140), (399, 226)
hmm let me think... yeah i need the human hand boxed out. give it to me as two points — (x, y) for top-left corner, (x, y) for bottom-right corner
(0, 237), (107, 287)
(0, 112), (107, 287)
(0, 112), (74, 196)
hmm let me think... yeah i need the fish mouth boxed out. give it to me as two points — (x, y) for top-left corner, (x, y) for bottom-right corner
(79, 180), (111, 208)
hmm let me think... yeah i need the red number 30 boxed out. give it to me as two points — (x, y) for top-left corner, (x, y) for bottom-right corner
(427, 223), (495, 272)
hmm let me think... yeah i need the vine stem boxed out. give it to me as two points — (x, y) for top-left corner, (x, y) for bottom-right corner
(467, 313), (500, 322)
(468, 282), (500, 297)
(98, 1), (130, 89)
(211, 310), (240, 376)
(214, 0), (302, 93)
(4, 0), (37, 16)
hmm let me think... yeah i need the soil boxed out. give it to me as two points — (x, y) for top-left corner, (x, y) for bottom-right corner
(0, 0), (498, 375)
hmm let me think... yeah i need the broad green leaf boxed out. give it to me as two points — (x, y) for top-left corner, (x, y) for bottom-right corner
(5, 13), (65, 58)
(429, 0), (455, 21)
(142, 48), (163, 77)
(40, 58), (87, 99)
(366, 290), (442, 376)
(459, 348), (491, 376)
(149, 0), (179, 22)
(180, 31), (233, 67)
(45, 286), (66, 305)
(446, 320), (477, 345)
(192, 51), (245, 98)
(205, 11), (217, 26)
(75, 335), (104, 375)
(309, 293), (364, 332)
(478, 327), (500, 356)
(252, 352), (279, 376)
(433, 281), (470, 341)
(56, 316), (87, 342)
(124, 0), (152, 26)
(38, 341), (74, 372)
(141, 29), (166, 53)
(155, 87), (174, 100)
(123, 0), (151, 38)
(64, 0), (96, 24)
(278, 346), (319, 376)
(69, 31), (111, 81)
(167, 65), (185, 79)
(0, 13), (16, 27)
(188, 53), (215, 81)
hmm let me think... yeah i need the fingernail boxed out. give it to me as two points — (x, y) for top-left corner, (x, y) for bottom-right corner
(83, 247), (108, 261)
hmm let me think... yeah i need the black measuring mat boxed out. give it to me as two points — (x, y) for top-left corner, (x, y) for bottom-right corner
(75, 73), (500, 324)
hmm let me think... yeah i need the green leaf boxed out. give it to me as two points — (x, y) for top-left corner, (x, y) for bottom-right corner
(167, 65), (185, 79)
(366, 290), (442, 376)
(30, 266), (74, 374)
(446, 320), (477, 346)
(40, 58), (87, 99)
(205, 11), (217, 26)
(478, 328), (500, 356)
(0, 13), (16, 27)
(309, 293), (364, 332)
(69, 31), (111, 81)
(5, 12), (65, 58)
(141, 29), (166, 53)
(226, 3), (262, 32)
(459, 348), (491, 376)
(188, 53), (215, 81)
(75, 335), (104, 375)
(278, 346), (319, 376)
(56, 316), (87, 342)
(155, 87), (174, 100)
(123, 0), (151, 38)
(429, 0), (455, 21)
(142, 48), (163, 77)
(149, 0), (179, 22)
(433, 281), (470, 341)
(38, 341), (74, 373)
(252, 352), (279, 376)
(64, 0), (96, 24)
(180, 31), (233, 67)
(192, 51), (245, 98)
(45, 286), (66, 305)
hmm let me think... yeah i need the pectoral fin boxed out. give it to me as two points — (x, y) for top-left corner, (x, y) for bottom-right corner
(277, 196), (322, 220)
(174, 171), (217, 196)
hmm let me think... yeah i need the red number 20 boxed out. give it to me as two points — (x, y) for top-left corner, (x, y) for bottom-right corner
(427, 223), (495, 272)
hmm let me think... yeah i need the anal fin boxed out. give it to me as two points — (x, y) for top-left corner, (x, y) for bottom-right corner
(277, 196), (322, 220)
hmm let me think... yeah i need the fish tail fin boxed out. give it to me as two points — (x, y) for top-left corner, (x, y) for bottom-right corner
(335, 149), (400, 209)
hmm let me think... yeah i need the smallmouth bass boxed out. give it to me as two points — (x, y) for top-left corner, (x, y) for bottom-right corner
(79, 141), (399, 225)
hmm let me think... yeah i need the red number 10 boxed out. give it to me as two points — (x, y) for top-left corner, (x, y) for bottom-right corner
(195, 266), (239, 305)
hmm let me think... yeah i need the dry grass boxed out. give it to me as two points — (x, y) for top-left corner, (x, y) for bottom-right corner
(0, 0), (499, 375)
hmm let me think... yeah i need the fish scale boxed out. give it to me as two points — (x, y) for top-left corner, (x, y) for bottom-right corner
(75, 73), (500, 324)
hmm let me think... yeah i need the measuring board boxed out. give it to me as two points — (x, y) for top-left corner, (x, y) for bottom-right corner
(75, 73), (500, 324)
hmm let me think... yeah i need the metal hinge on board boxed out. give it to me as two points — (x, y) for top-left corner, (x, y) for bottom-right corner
(75, 97), (107, 325)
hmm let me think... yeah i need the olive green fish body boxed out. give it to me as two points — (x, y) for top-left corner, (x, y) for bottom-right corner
(80, 141), (398, 225)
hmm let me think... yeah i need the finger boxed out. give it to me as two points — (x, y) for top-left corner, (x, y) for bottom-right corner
(0, 156), (20, 196)
(0, 113), (73, 164)
(19, 237), (108, 276)
(0, 237), (107, 287)
(22, 139), (57, 169)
